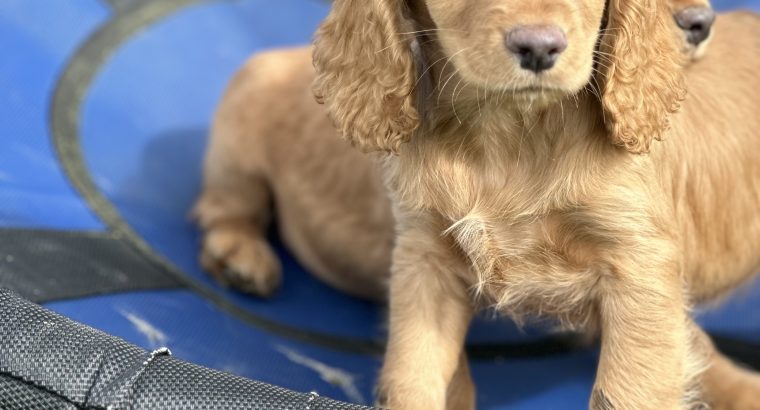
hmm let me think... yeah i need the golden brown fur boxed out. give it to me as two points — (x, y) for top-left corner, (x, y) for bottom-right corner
(194, 0), (760, 408)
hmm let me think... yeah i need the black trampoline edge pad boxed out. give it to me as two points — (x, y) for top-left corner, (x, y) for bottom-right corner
(0, 289), (375, 410)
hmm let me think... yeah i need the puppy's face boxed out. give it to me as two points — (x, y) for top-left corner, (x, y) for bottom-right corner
(314, 0), (684, 154)
(422, 0), (606, 103)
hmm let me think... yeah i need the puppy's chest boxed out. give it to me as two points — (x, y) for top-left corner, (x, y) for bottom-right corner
(404, 165), (604, 321)
(447, 210), (603, 323)
(390, 146), (608, 321)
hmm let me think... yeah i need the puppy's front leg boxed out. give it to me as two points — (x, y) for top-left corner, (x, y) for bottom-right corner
(378, 224), (473, 410)
(592, 263), (699, 410)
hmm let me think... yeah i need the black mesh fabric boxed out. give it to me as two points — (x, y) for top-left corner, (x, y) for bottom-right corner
(0, 374), (78, 410)
(0, 289), (375, 409)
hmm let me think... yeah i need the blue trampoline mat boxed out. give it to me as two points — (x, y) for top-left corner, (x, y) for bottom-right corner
(1, 0), (760, 408)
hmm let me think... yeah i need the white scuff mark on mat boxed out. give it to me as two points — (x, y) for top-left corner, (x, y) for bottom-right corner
(119, 309), (168, 348)
(276, 345), (365, 404)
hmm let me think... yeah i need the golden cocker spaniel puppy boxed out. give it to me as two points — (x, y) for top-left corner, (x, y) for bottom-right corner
(195, 0), (760, 408)
(195, 0), (716, 300)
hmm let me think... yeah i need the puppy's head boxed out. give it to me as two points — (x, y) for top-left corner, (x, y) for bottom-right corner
(670, 0), (715, 60)
(313, 0), (685, 154)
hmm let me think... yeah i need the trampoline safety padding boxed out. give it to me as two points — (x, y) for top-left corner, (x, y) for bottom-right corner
(0, 289), (373, 410)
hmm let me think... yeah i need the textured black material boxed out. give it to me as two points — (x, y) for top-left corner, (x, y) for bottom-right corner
(0, 374), (77, 410)
(0, 229), (180, 302)
(0, 289), (374, 409)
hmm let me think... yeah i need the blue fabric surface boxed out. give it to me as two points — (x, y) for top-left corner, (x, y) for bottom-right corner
(0, 1), (107, 229)
(715, 0), (760, 11)
(0, 0), (758, 408)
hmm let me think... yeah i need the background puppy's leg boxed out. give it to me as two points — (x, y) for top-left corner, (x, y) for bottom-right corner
(194, 125), (281, 297)
(446, 352), (476, 410)
(592, 265), (703, 410)
(377, 223), (473, 410)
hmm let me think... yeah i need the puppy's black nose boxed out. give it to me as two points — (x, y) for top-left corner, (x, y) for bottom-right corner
(674, 6), (716, 46)
(505, 26), (567, 73)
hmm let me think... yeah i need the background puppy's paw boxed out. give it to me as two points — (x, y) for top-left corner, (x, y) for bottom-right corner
(200, 224), (281, 297)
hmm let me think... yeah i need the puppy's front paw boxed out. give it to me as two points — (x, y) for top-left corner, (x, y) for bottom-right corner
(200, 224), (281, 297)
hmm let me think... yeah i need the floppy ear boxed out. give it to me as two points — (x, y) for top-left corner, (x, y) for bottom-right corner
(313, 0), (419, 154)
(600, 0), (687, 154)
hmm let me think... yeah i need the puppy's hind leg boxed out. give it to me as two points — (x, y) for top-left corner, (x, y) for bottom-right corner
(194, 135), (281, 297)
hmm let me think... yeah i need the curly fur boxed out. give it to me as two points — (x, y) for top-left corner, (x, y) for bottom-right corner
(312, 0), (419, 153)
(600, 0), (688, 153)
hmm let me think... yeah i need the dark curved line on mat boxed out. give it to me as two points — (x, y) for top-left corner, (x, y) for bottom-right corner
(47, 0), (760, 364)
